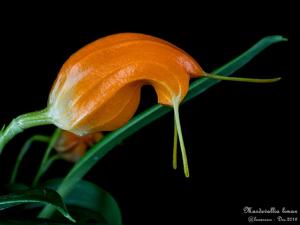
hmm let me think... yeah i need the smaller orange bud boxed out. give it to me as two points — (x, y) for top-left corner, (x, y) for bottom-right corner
(54, 130), (103, 162)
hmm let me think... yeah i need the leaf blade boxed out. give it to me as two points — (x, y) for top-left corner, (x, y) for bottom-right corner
(44, 179), (122, 225)
(0, 188), (75, 223)
(0, 218), (108, 225)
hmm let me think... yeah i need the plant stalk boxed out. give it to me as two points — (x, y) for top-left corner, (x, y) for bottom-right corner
(0, 108), (52, 154)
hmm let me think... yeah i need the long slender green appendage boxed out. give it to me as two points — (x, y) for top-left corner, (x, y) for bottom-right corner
(33, 154), (62, 185)
(172, 99), (189, 178)
(204, 73), (281, 83)
(173, 117), (178, 170)
(10, 135), (51, 184)
(32, 128), (62, 187)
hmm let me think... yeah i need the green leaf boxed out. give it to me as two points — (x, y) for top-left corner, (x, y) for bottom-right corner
(0, 218), (109, 225)
(0, 219), (70, 225)
(4, 183), (30, 193)
(0, 188), (75, 223)
(39, 35), (287, 218)
(44, 179), (122, 225)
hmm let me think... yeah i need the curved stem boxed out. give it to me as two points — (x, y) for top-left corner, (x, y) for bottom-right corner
(43, 154), (62, 173)
(0, 108), (52, 154)
(33, 154), (62, 187)
(204, 73), (281, 83)
(32, 128), (62, 187)
(10, 135), (51, 184)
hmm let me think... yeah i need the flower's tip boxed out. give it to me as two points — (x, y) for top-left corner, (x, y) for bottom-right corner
(173, 163), (177, 170)
(184, 166), (190, 178)
(274, 77), (282, 82)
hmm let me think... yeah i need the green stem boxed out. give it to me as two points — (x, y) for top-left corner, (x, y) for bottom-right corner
(32, 128), (62, 187)
(0, 108), (52, 154)
(205, 73), (281, 83)
(10, 135), (51, 184)
(33, 154), (62, 186)
(43, 154), (62, 172)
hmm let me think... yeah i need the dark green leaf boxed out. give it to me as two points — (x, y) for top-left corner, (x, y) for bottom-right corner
(0, 188), (75, 223)
(4, 183), (29, 194)
(44, 179), (122, 225)
(39, 35), (287, 218)
(0, 218), (108, 225)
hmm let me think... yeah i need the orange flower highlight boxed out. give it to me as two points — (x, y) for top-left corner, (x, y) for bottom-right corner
(55, 131), (103, 162)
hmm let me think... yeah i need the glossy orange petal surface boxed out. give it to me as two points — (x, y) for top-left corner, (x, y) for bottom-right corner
(48, 33), (203, 135)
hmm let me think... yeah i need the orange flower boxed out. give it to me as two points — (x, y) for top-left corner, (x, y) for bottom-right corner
(55, 131), (103, 162)
(0, 32), (280, 176)
(47, 33), (204, 176)
(48, 33), (203, 134)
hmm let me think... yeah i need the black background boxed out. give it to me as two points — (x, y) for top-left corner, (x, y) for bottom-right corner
(0, 2), (296, 225)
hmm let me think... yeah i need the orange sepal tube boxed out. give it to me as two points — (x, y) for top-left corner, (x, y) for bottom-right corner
(48, 33), (203, 135)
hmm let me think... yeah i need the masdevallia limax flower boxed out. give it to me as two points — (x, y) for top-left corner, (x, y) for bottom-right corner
(0, 33), (280, 177)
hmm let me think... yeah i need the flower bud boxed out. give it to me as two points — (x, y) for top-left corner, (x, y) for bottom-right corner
(55, 131), (103, 162)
